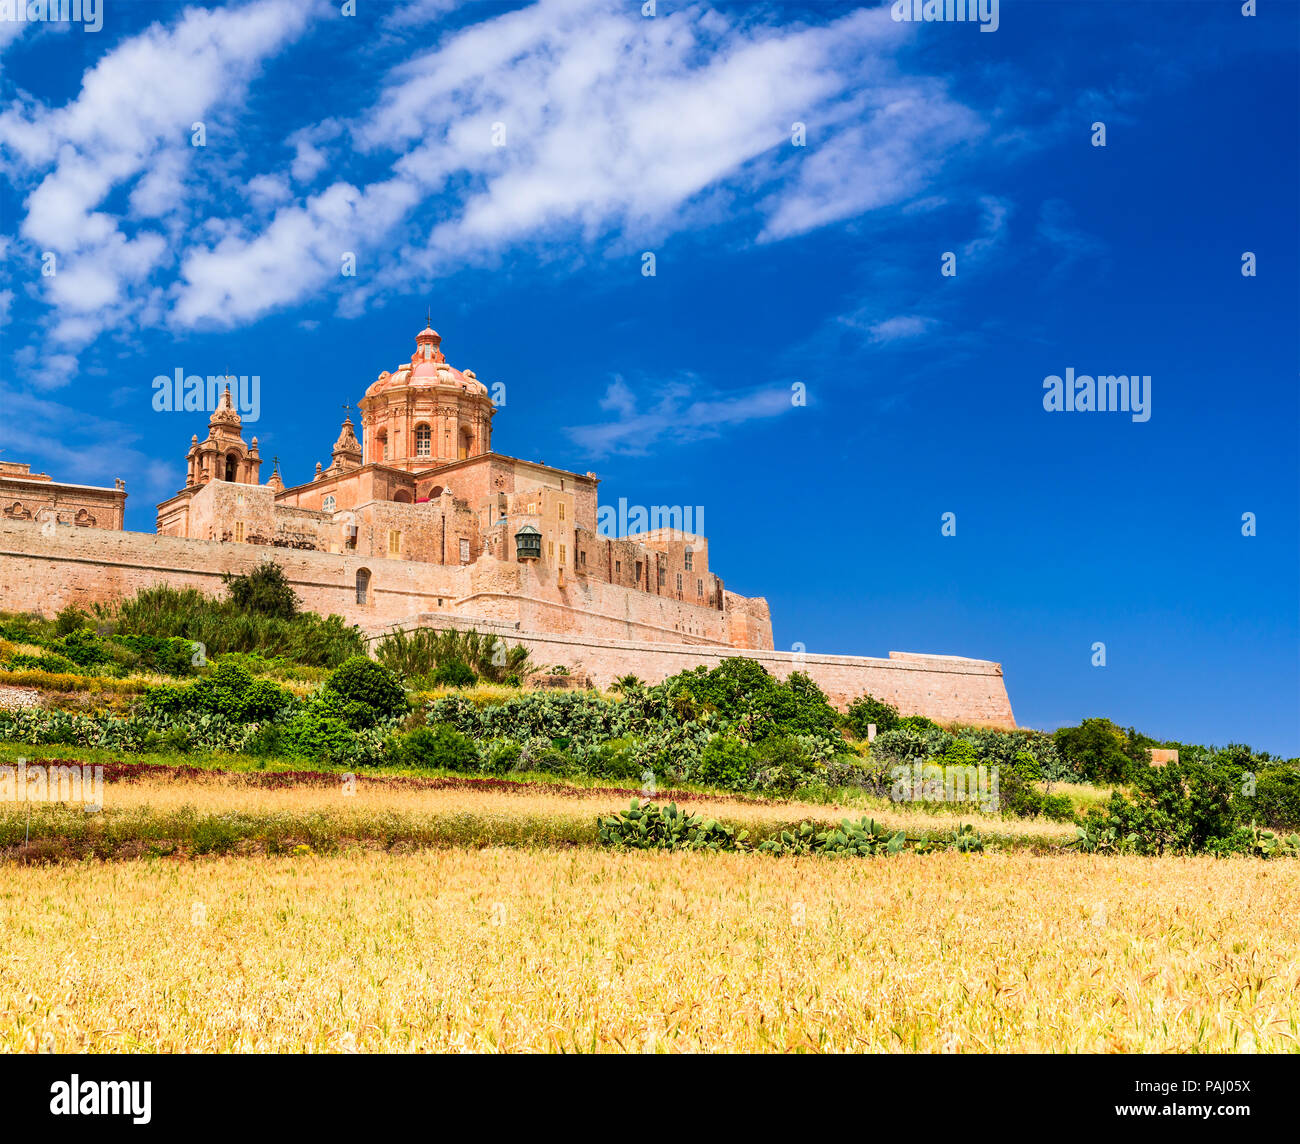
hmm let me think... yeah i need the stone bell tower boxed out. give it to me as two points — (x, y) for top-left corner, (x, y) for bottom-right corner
(185, 386), (261, 487)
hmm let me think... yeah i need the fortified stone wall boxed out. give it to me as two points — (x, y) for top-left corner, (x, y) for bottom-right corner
(0, 519), (761, 648)
(0, 520), (1014, 726)
(371, 614), (1016, 728)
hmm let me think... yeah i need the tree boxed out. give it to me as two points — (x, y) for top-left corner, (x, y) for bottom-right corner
(1054, 718), (1140, 784)
(223, 561), (299, 620)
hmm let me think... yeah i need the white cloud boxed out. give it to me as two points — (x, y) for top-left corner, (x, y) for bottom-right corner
(961, 195), (1010, 261)
(172, 0), (984, 328)
(866, 315), (933, 344)
(245, 173), (293, 210)
(3, 0), (986, 349)
(0, 0), (316, 368)
(1037, 198), (1104, 275)
(381, 0), (462, 31)
(568, 376), (795, 458)
(173, 177), (421, 327)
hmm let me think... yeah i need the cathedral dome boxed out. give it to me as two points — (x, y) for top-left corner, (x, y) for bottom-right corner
(358, 320), (495, 471)
(364, 326), (488, 397)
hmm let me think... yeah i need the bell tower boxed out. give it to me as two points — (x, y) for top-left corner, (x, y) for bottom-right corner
(185, 385), (261, 487)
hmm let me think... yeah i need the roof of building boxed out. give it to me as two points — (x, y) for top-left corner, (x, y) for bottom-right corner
(365, 325), (489, 399)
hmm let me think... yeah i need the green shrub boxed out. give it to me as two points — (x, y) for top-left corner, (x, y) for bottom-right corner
(1040, 792), (1075, 822)
(1076, 759), (1247, 855)
(1054, 718), (1146, 784)
(323, 657), (407, 726)
(54, 606), (90, 636)
(482, 740), (524, 775)
(374, 627), (533, 684)
(585, 737), (643, 782)
(50, 629), (114, 669)
(753, 735), (821, 796)
(596, 799), (743, 851)
(995, 752), (1050, 818)
(845, 694), (901, 737)
(529, 744), (577, 777)
(1250, 765), (1300, 830)
(390, 724), (480, 770)
(280, 708), (361, 763)
(243, 722), (287, 757)
(940, 740), (980, 768)
(431, 660), (476, 688)
(111, 584), (364, 668)
(694, 735), (759, 790)
(113, 634), (197, 676)
(6, 652), (79, 674)
(141, 661), (296, 723)
(223, 561), (299, 619)
(667, 660), (843, 748)
(141, 726), (193, 754)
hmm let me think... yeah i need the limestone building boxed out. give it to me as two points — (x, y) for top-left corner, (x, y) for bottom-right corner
(1, 460), (126, 531)
(155, 324), (770, 650)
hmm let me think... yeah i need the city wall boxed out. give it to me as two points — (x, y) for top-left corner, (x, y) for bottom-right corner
(372, 613), (1016, 727)
(0, 520), (1015, 727)
(0, 519), (753, 648)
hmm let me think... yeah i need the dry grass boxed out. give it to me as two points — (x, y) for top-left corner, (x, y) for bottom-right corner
(0, 773), (1077, 856)
(1049, 780), (1116, 808)
(1, 849), (1295, 1052)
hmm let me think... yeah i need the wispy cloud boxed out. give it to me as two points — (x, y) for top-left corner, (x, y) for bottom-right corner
(567, 375), (797, 458)
(961, 194), (1011, 262)
(2, 0), (987, 353)
(0, 0), (318, 373)
(1036, 198), (1105, 278)
(0, 382), (178, 499)
(864, 314), (934, 344)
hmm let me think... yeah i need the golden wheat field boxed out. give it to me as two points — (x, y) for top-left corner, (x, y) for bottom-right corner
(2, 849), (1296, 1053)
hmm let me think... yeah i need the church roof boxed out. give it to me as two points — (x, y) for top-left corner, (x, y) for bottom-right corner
(364, 324), (489, 399)
(208, 384), (242, 431)
(332, 416), (362, 455)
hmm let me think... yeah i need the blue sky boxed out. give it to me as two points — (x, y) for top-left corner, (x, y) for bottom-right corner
(0, 0), (1296, 753)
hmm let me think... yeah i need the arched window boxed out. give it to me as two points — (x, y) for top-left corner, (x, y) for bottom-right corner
(378, 433), (388, 460)
(355, 568), (371, 605)
(225, 453), (238, 482)
(322, 495), (336, 514)
(415, 424), (431, 458)
(393, 489), (412, 504)
(459, 427), (472, 460)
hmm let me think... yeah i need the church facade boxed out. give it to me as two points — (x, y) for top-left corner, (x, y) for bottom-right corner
(154, 324), (773, 650)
